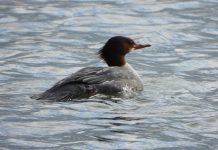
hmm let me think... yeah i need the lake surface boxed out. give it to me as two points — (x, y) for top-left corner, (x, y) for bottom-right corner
(0, 0), (218, 149)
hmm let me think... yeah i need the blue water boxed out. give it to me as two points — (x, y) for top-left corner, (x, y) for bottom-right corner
(0, 0), (218, 149)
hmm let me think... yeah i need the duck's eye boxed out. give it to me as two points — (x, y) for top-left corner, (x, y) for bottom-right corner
(129, 40), (135, 45)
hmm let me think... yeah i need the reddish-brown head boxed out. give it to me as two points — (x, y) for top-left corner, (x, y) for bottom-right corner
(98, 36), (151, 66)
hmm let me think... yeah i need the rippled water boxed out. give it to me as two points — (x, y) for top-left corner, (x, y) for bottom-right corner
(0, 0), (218, 149)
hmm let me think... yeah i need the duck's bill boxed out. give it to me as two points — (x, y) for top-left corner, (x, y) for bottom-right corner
(134, 44), (151, 49)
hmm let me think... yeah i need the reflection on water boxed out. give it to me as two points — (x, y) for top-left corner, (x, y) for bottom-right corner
(0, 0), (218, 149)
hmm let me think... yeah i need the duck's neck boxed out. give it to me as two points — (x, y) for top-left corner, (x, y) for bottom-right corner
(105, 55), (126, 67)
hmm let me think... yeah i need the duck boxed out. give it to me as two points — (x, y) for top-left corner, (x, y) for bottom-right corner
(31, 36), (151, 101)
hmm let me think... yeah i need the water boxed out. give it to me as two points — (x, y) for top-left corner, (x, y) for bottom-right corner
(0, 0), (218, 149)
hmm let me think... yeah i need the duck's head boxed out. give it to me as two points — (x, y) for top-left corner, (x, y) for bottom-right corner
(98, 36), (151, 66)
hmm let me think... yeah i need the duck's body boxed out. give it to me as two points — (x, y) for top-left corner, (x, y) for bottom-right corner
(32, 63), (143, 100)
(32, 36), (151, 101)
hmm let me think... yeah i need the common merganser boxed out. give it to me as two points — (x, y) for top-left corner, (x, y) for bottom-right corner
(31, 36), (151, 101)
